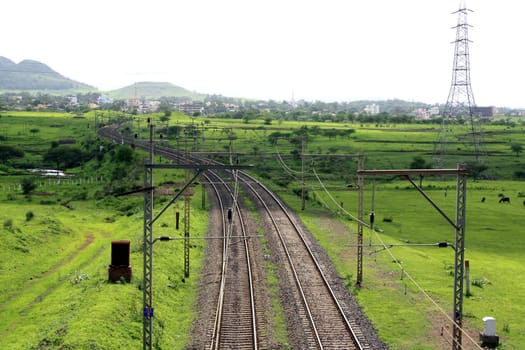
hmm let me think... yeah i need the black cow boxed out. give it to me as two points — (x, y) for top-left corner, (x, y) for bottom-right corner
(499, 196), (510, 203)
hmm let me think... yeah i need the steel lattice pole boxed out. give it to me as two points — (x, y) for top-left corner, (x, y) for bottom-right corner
(184, 193), (190, 278)
(356, 154), (364, 286)
(452, 164), (467, 350)
(143, 124), (154, 350)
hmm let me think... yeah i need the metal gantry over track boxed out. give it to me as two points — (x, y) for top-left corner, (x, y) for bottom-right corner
(356, 165), (467, 350)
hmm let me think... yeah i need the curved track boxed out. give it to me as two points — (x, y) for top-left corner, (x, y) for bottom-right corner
(238, 171), (367, 349)
(99, 125), (377, 349)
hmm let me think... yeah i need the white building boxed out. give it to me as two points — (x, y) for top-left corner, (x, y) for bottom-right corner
(364, 103), (380, 115)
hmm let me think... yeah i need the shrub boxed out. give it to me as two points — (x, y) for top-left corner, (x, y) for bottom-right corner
(68, 271), (89, 285)
(25, 211), (35, 221)
(73, 191), (88, 201)
(21, 177), (37, 195)
(3, 218), (14, 231)
(471, 277), (491, 288)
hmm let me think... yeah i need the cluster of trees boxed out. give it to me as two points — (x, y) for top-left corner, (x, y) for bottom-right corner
(267, 126), (355, 146)
(6, 139), (140, 197)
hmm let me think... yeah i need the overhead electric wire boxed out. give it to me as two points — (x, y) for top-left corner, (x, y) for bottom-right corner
(312, 167), (368, 227)
(311, 166), (481, 349)
(369, 228), (482, 349)
(274, 147), (302, 178)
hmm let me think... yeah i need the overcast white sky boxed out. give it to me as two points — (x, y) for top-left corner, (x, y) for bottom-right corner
(1, 0), (524, 107)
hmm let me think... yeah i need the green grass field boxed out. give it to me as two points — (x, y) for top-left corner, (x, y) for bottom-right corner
(1, 111), (524, 349)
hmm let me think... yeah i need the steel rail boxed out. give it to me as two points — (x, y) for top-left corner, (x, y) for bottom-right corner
(240, 171), (364, 349)
(205, 169), (258, 349)
(99, 125), (363, 349)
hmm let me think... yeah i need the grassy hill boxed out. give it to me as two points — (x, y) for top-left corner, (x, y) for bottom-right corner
(0, 56), (96, 92)
(106, 81), (205, 100)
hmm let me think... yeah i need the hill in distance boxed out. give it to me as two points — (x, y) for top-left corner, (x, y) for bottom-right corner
(106, 81), (204, 100)
(0, 56), (205, 99)
(0, 56), (96, 92)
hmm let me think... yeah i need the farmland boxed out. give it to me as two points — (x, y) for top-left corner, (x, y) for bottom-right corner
(0, 110), (524, 349)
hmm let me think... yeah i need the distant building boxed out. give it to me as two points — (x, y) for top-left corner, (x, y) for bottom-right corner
(126, 98), (141, 112)
(428, 106), (440, 116)
(223, 102), (240, 112)
(364, 103), (380, 115)
(145, 100), (161, 113)
(177, 101), (205, 115)
(97, 95), (113, 104)
(416, 105), (440, 120)
(67, 95), (78, 105)
(415, 108), (430, 119)
(471, 106), (494, 118)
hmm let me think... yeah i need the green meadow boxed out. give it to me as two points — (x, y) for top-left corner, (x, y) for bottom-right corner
(1, 111), (524, 349)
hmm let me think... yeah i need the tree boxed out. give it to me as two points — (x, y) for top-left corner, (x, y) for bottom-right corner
(0, 144), (24, 162)
(268, 131), (287, 146)
(510, 143), (523, 157)
(410, 156), (431, 187)
(113, 145), (134, 163)
(43, 145), (84, 169)
(410, 156), (431, 169)
(21, 177), (37, 195)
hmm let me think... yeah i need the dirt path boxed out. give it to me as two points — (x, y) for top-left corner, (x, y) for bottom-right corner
(0, 233), (105, 336)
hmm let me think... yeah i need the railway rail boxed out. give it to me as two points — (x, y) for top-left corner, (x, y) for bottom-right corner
(99, 125), (385, 349)
(204, 169), (260, 349)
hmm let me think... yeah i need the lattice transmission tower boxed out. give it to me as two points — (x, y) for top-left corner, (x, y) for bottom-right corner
(434, 0), (487, 169)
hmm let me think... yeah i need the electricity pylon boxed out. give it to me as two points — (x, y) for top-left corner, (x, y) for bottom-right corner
(434, 0), (487, 169)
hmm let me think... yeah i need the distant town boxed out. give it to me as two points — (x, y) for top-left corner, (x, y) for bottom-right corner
(1, 91), (524, 121)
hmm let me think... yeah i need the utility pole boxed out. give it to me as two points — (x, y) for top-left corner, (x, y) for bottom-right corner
(184, 139), (191, 279)
(143, 122), (154, 350)
(452, 165), (467, 350)
(356, 154), (364, 286)
(301, 137), (306, 210)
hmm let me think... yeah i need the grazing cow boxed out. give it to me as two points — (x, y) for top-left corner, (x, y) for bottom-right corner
(499, 196), (510, 203)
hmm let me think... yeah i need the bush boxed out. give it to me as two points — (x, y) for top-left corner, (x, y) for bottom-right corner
(0, 144), (25, 162)
(3, 218), (13, 231)
(26, 211), (35, 221)
(471, 277), (491, 288)
(21, 178), (37, 195)
(73, 191), (88, 201)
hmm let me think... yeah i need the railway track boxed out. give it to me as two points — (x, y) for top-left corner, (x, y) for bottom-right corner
(238, 171), (368, 349)
(99, 125), (384, 349)
(204, 169), (260, 349)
